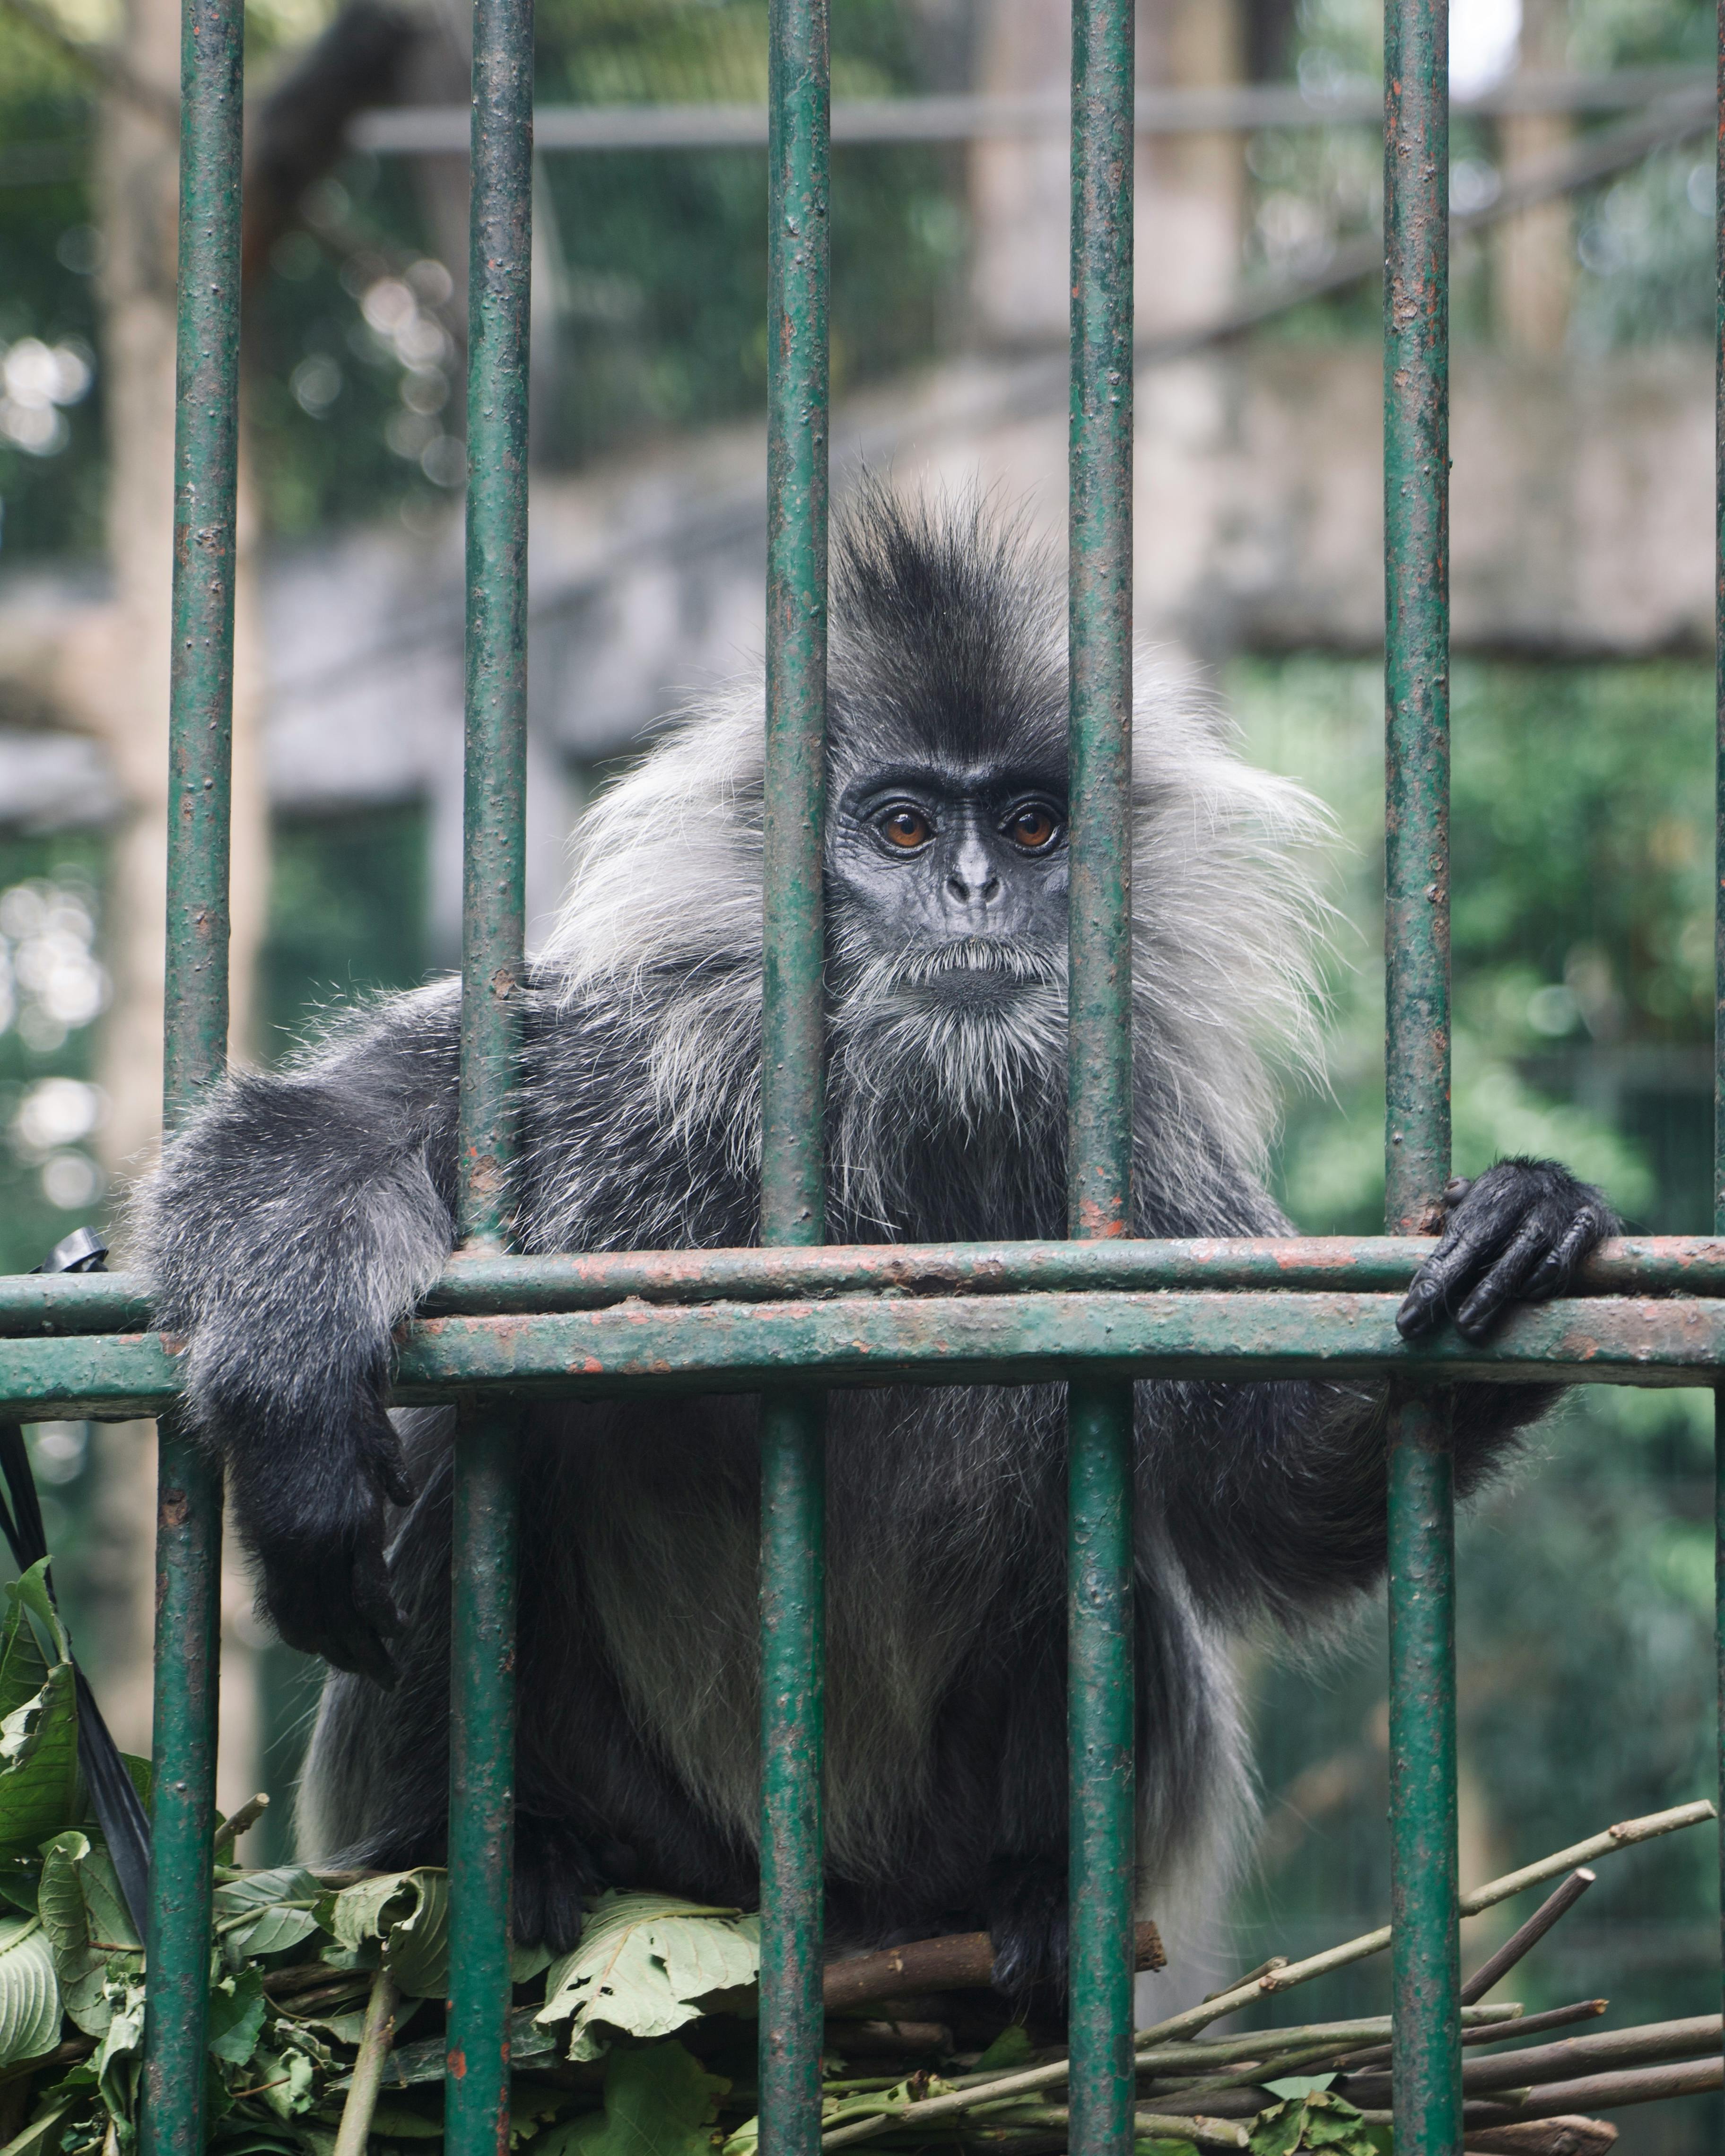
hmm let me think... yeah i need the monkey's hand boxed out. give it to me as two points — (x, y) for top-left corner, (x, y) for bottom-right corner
(1395, 1156), (1616, 1344)
(230, 1388), (414, 1687)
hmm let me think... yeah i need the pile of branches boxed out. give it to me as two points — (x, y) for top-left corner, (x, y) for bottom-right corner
(0, 1552), (1714, 2156)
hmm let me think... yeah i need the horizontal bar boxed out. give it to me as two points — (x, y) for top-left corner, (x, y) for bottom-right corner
(5, 1236), (1720, 1339)
(345, 68), (1703, 157)
(6, 1289), (1724, 1421)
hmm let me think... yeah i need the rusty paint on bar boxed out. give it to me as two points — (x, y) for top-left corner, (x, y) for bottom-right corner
(446, 0), (534, 2137)
(9, 1291), (1725, 1423)
(758, 2), (830, 2152)
(1066, 0), (1137, 2144)
(143, 0), (245, 2126)
(1382, 0), (1460, 2146)
(6, 1238), (1725, 1339)
(1714, 0), (1725, 2081)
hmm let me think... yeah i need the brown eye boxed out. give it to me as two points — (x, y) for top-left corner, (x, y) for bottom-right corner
(880, 808), (933, 850)
(1006, 805), (1060, 852)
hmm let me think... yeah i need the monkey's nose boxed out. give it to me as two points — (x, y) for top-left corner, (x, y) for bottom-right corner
(947, 869), (1002, 905)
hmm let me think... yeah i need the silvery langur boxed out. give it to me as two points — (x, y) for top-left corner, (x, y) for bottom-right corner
(138, 490), (1612, 1987)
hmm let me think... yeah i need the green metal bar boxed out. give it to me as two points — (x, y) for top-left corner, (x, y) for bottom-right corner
(5, 1236), (1724, 1339)
(445, 0), (532, 2142)
(457, 0), (532, 1250)
(1067, 4), (1136, 2152)
(10, 1289), (1725, 1424)
(1383, 0), (1459, 2147)
(1714, 0), (1724, 2089)
(445, 1410), (519, 2156)
(1383, 0), (1452, 1226)
(1387, 1395), (1462, 2156)
(141, 0), (244, 2133)
(758, 3), (829, 2151)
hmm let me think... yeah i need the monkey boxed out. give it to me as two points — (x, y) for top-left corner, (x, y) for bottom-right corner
(136, 489), (1613, 1991)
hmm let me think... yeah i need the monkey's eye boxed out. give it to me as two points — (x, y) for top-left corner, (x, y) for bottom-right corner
(877, 806), (934, 851)
(1004, 804), (1062, 852)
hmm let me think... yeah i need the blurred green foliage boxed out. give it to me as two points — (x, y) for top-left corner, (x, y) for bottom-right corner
(1228, 653), (1718, 2152)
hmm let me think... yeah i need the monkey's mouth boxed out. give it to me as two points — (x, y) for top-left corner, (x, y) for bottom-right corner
(893, 937), (1064, 1000)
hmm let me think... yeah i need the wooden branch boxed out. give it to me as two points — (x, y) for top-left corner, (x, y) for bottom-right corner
(1462, 1872), (1594, 2006)
(1341, 2000), (1605, 2076)
(211, 1793), (270, 1861)
(331, 1968), (401, 2156)
(1340, 2014), (1722, 2110)
(820, 1920), (1164, 2015)
(1131, 1800), (1713, 2052)
(1463, 2057), (1722, 2123)
(1466, 2120), (1619, 2156)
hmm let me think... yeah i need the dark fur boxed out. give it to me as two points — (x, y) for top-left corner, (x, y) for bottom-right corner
(138, 493), (1612, 1988)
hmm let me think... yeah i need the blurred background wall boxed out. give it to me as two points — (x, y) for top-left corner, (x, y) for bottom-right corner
(0, 0), (1717, 2144)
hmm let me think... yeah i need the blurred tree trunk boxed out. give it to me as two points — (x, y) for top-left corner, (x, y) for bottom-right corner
(84, 0), (268, 1846)
(1494, 0), (1574, 356)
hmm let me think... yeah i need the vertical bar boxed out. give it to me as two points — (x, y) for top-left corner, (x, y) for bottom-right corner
(1713, 0), (1725, 2093)
(139, 0), (243, 2133)
(444, 0), (531, 2145)
(757, 2), (829, 2153)
(1067, 5), (1136, 2156)
(1383, 0), (1460, 2147)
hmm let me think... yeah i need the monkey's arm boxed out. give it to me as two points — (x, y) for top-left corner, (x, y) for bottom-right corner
(136, 993), (461, 1682)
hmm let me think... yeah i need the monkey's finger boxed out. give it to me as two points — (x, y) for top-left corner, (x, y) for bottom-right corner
(366, 1439), (415, 1511)
(1396, 1214), (1515, 1338)
(358, 1406), (415, 1508)
(1521, 1206), (1612, 1302)
(1453, 1219), (1554, 1341)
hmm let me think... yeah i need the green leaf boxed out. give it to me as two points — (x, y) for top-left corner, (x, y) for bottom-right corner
(346, 2006), (555, 2092)
(0, 1916), (60, 2069)
(969, 2024), (1032, 2075)
(94, 1980), (146, 2139)
(0, 2095), (78, 2156)
(1135, 2139), (1200, 2156)
(322, 1872), (449, 2000)
(366, 2102), (444, 2140)
(537, 1894), (760, 2062)
(217, 1867), (322, 1914)
(1247, 2094), (1379, 2156)
(208, 1968), (269, 2068)
(540, 2042), (728, 2156)
(38, 1831), (139, 2036)
(0, 1660), (79, 1869)
(214, 1869), (324, 1965)
(4, 1566), (68, 1673)
(235, 2038), (319, 2123)
(1263, 2077), (1337, 2100)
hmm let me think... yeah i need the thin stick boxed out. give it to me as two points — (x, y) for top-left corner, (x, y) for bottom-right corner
(1342, 2000), (1607, 2076)
(821, 2010), (1518, 2147)
(211, 1793), (270, 1861)
(1462, 1872), (1595, 2005)
(1134, 1800), (1713, 2050)
(818, 1800), (1711, 2153)
(1453, 2016), (1720, 2096)
(1342, 2012), (1719, 2108)
(1145, 2007), (1527, 2100)
(1463, 2056), (1723, 2121)
(1135, 2005), (1520, 2076)
(331, 1967), (401, 2156)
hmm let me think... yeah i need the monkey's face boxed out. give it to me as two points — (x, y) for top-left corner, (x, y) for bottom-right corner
(827, 757), (1069, 1017)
